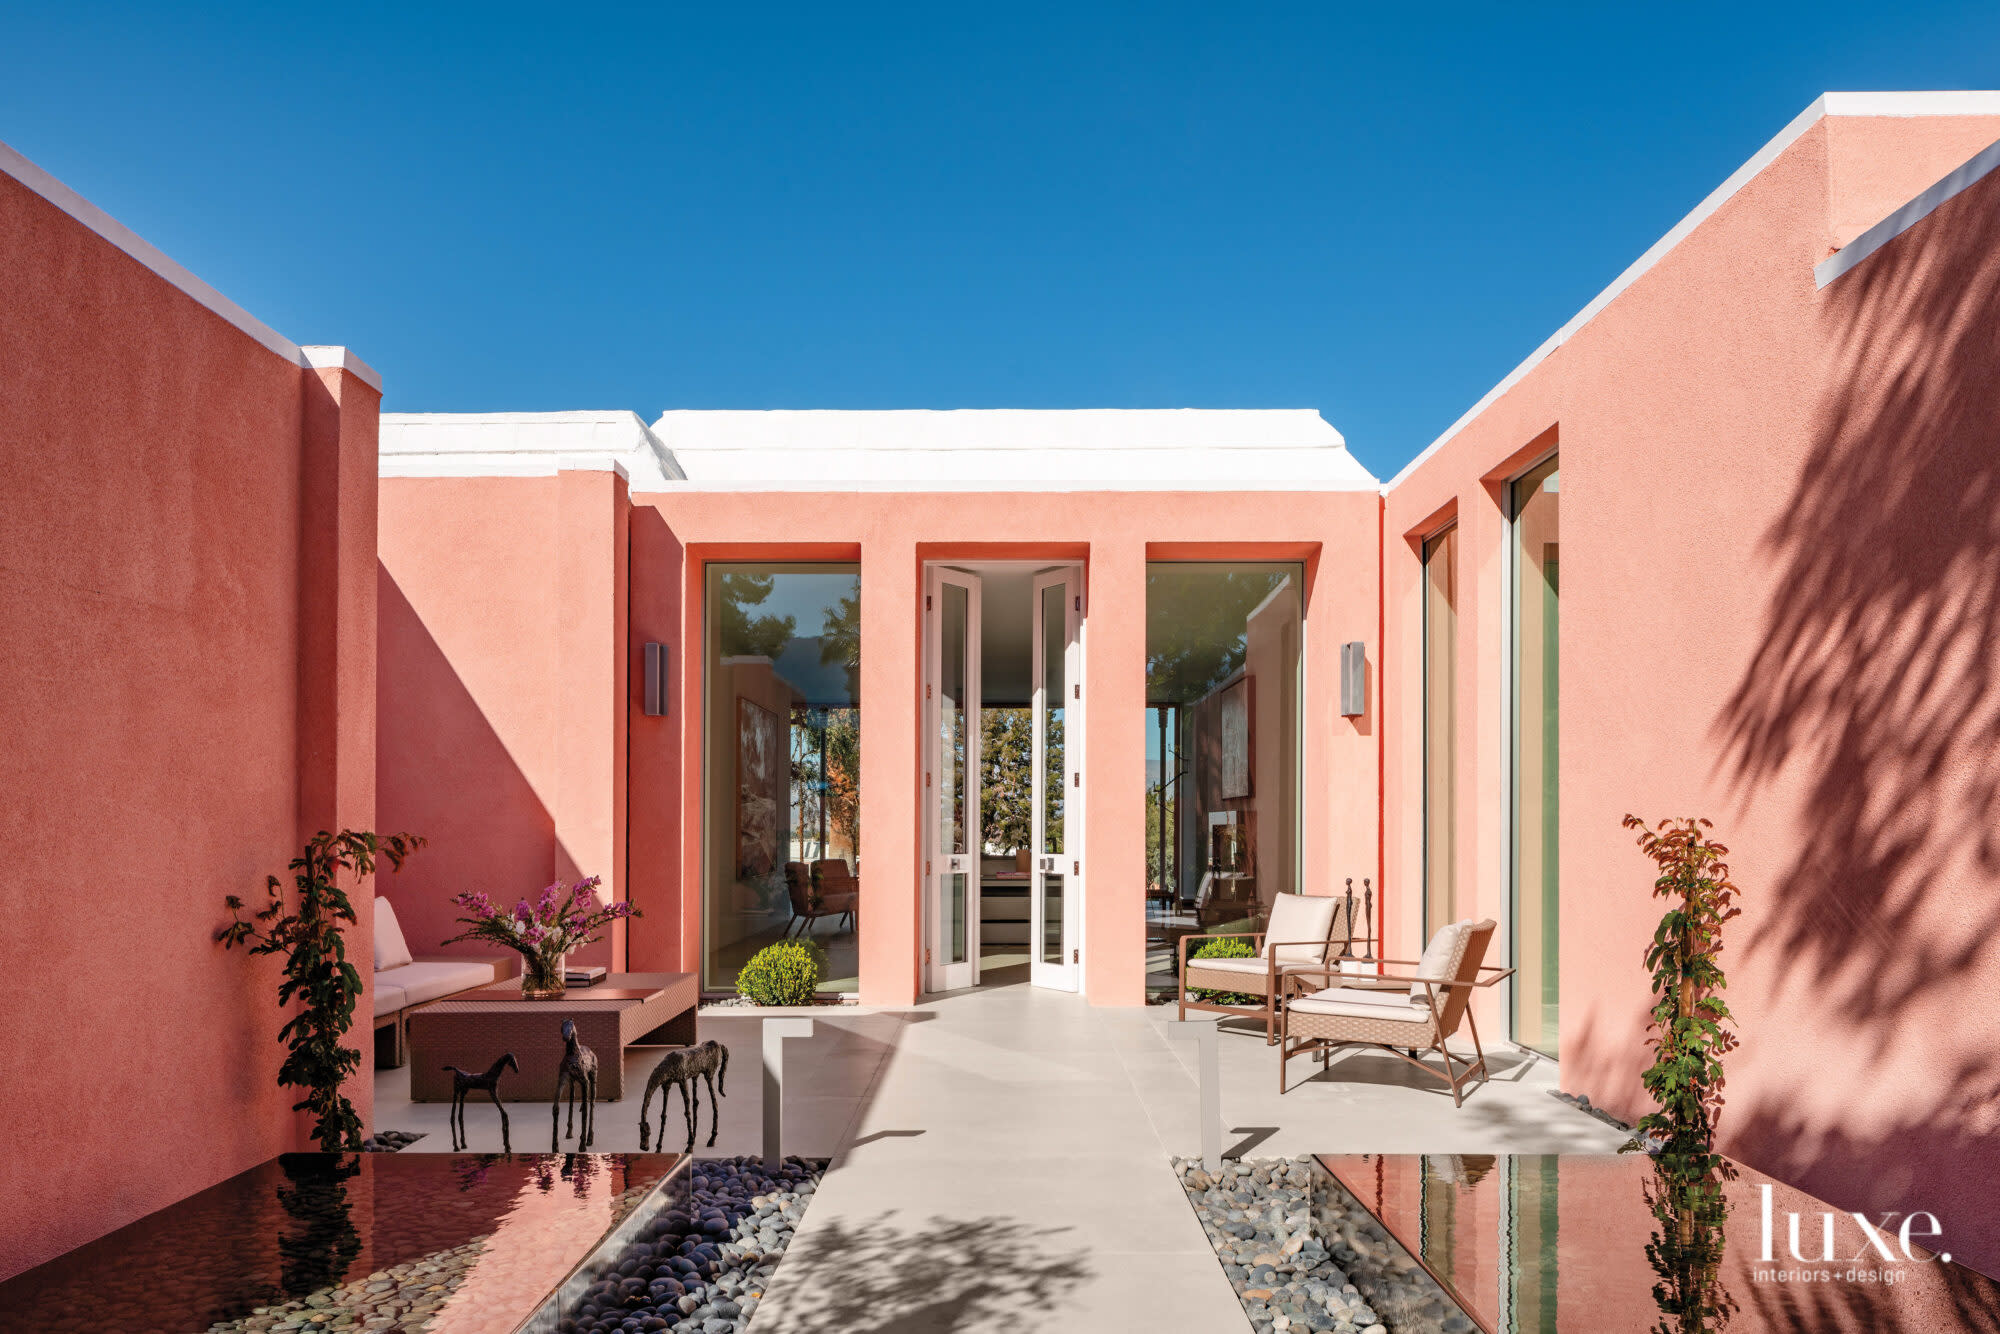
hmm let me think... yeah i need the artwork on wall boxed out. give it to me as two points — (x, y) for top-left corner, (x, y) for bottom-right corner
(1219, 675), (1254, 799)
(736, 697), (785, 884)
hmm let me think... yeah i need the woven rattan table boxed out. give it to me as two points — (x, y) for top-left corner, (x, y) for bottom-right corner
(407, 972), (697, 1102)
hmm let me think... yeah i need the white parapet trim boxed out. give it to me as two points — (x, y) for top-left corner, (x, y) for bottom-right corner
(380, 411), (686, 487)
(0, 136), (374, 386)
(647, 408), (1379, 491)
(1384, 91), (2000, 493)
(301, 345), (384, 393)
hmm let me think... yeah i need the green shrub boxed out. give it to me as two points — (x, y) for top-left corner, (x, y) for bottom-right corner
(1190, 936), (1261, 1006)
(737, 938), (826, 1006)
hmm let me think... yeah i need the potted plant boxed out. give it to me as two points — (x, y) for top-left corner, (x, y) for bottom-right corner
(444, 876), (638, 998)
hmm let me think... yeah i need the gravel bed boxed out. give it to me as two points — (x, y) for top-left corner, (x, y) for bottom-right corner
(1175, 1156), (1474, 1334)
(360, 1130), (425, 1152)
(558, 1156), (825, 1334)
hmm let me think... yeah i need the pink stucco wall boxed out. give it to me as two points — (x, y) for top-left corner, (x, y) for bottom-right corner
(1383, 112), (2000, 1275)
(376, 471), (631, 970)
(379, 486), (1382, 1008)
(0, 169), (380, 1279)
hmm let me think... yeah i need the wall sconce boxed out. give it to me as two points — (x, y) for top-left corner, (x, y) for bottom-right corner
(643, 643), (669, 717)
(1340, 641), (1366, 717)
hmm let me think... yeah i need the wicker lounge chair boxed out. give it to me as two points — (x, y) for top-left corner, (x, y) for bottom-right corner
(1276, 918), (1511, 1105)
(1176, 892), (1354, 1043)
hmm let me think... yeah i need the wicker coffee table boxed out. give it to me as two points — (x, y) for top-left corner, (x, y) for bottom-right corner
(407, 972), (697, 1103)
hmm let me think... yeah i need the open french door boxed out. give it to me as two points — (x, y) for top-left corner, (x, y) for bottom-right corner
(1031, 566), (1083, 991)
(924, 567), (982, 992)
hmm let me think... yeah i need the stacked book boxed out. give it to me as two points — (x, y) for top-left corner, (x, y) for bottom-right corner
(564, 964), (608, 987)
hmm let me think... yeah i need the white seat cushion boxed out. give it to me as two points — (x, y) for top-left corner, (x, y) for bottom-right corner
(374, 897), (414, 971)
(1411, 920), (1473, 1001)
(1290, 985), (1433, 1022)
(1263, 893), (1338, 964)
(373, 983), (408, 1018)
(378, 959), (495, 1006)
(1185, 954), (1273, 976)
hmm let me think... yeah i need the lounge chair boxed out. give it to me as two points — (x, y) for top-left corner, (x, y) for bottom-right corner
(1276, 917), (1511, 1106)
(1176, 892), (1354, 1043)
(784, 859), (858, 938)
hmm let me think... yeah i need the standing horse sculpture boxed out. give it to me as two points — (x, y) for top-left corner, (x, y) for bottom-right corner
(444, 1052), (518, 1151)
(638, 1040), (730, 1152)
(553, 1018), (598, 1150)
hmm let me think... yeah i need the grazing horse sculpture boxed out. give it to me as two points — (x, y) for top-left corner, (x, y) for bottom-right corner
(638, 1040), (730, 1153)
(553, 1019), (598, 1150)
(444, 1052), (518, 1151)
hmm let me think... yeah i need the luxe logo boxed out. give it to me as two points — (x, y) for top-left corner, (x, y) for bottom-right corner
(1757, 1185), (1951, 1266)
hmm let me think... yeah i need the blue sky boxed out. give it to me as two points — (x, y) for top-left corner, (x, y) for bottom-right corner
(6, 3), (1999, 479)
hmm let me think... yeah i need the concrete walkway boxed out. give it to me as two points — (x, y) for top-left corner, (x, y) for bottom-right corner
(377, 982), (1624, 1331)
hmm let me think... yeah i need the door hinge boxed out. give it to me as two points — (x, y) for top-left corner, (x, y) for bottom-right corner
(1074, 595), (1081, 612)
(1073, 860), (1079, 875)
(925, 947), (932, 965)
(926, 595), (932, 611)
(1072, 948), (1079, 964)
(1074, 684), (1079, 699)
(926, 683), (932, 699)
(1073, 771), (1080, 788)
(925, 771), (931, 788)
(926, 859), (932, 875)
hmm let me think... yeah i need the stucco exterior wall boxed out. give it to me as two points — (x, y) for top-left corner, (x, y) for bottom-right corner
(1383, 113), (2000, 1274)
(0, 168), (379, 1279)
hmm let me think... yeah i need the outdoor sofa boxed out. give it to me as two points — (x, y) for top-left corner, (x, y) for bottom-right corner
(372, 896), (507, 1068)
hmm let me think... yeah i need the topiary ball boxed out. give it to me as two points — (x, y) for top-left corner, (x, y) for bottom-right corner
(1190, 936), (1261, 1006)
(736, 939), (825, 1006)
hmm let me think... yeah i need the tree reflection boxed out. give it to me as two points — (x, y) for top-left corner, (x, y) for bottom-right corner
(275, 1153), (362, 1299)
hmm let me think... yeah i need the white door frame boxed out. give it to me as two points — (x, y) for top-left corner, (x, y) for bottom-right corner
(1031, 565), (1084, 992)
(923, 566), (982, 993)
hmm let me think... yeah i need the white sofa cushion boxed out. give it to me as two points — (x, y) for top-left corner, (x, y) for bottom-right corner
(1263, 893), (1337, 964)
(373, 983), (408, 1018)
(374, 897), (414, 971)
(378, 959), (496, 1007)
(1411, 920), (1474, 1001)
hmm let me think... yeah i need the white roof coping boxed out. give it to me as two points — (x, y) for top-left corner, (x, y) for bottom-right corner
(0, 137), (379, 391)
(379, 408), (1375, 491)
(649, 408), (1376, 490)
(380, 411), (684, 486)
(1384, 91), (2000, 491)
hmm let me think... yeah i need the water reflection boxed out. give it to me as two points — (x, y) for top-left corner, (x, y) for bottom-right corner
(0, 1152), (684, 1334)
(1315, 1153), (2000, 1333)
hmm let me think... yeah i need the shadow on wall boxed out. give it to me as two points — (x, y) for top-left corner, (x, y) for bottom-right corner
(1714, 167), (2000, 1274)
(377, 562), (576, 958)
(762, 1211), (1090, 1333)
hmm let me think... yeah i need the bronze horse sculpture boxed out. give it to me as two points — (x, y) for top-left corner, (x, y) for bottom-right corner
(444, 1052), (518, 1151)
(553, 1018), (599, 1150)
(638, 1040), (729, 1153)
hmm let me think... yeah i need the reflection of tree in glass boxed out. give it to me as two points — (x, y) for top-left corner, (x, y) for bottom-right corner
(819, 590), (860, 700)
(718, 572), (795, 660)
(276, 1153), (362, 1299)
(1146, 568), (1290, 702)
(1042, 712), (1064, 851)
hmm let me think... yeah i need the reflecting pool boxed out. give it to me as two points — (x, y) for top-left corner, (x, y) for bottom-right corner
(0, 1152), (686, 1334)
(1315, 1154), (2000, 1333)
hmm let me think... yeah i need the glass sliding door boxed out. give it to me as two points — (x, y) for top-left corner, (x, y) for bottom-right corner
(1144, 563), (1304, 999)
(924, 568), (983, 992)
(1510, 456), (1560, 1057)
(702, 563), (861, 993)
(1423, 525), (1459, 940)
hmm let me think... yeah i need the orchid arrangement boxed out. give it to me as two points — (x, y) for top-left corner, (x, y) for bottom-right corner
(445, 876), (638, 995)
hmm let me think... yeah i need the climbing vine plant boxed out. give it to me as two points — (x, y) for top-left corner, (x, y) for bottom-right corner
(1624, 816), (1742, 1334)
(221, 830), (424, 1151)
(1622, 815), (1740, 1152)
